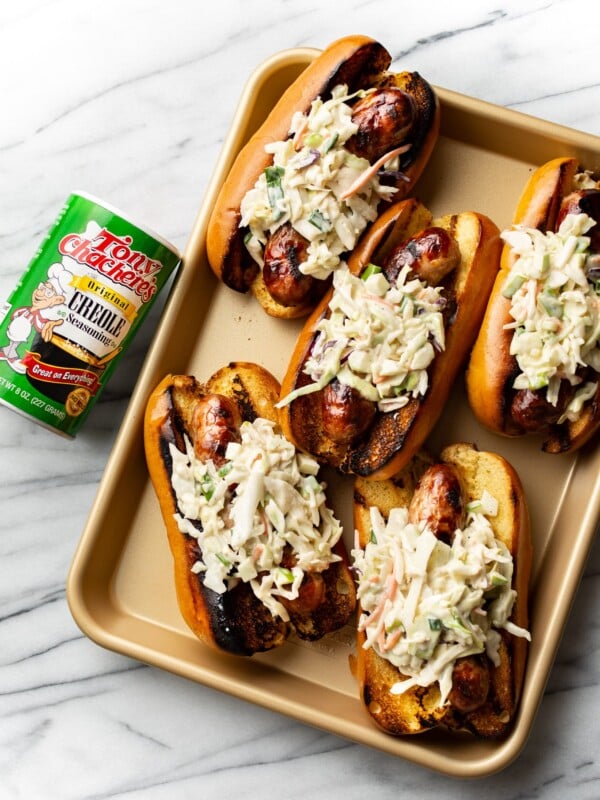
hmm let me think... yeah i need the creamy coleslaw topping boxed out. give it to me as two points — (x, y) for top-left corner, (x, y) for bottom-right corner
(240, 84), (402, 280)
(277, 263), (446, 412)
(502, 210), (600, 421)
(170, 417), (343, 620)
(352, 499), (530, 705)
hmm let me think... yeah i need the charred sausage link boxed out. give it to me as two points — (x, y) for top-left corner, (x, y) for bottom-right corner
(280, 572), (326, 615)
(191, 393), (241, 467)
(510, 387), (567, 433)
(407, 463), (466, 544)
(384, 227), (461, 286)
(262, 223), (316, 307)
(345, 86), (415, 165)
(448, 656), (491, 713)
(320, 378), (377, 446)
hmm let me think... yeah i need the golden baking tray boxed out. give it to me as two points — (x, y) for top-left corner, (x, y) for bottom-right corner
(67, 46), (600, 778)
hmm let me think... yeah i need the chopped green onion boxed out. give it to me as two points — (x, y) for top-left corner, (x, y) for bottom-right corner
(528, 373), (550, 390)
(200, 475), (215, 501)
(538, 293), (563, 318)
(265, 165), (285, 219)
(360, 262), (382, 281)
(304, 132), (322, 148)
(218, 462), (234, 478)
(386, 619), (403, 632)
(323, 132), (339, 153)
(345, 152), (367, 170)
(502, 273), (526, 298)
(369, 528), (377, 544)
(216, 553), (231, 567)
(428, 618), (442, 631)
(395, 371), (420, 394)
(308, 208), (332, 232)
(278, 567), (295, 583)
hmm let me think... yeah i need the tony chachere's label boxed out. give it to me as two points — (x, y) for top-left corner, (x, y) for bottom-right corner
(0, 192), (180, 437)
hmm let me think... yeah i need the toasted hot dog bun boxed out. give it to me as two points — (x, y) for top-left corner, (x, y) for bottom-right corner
(206, 35), (439, 319)
(466, 157), (600, 453)
(353, 442), (532, 738)
(277, 198), (502, 480)
(144, 361), (356, 656)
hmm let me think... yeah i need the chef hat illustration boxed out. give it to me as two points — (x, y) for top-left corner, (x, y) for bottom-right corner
(47, 261), (74, 298)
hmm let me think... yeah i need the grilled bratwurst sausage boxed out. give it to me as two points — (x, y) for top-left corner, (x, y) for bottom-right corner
(448, 656), (491, 714)
(191, 393), (241, 467)
(262, 223), (316, 308)
(407, 463), (466, 543)
(321, 379), (378, 445)
(384, 226), (461, 286)
(345, 86), (415, 168)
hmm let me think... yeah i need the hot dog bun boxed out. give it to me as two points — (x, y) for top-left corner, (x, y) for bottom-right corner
(144, 361), (356, 656)
(466, 157), (600, 453)
(353, 442), (532, 738)
(206, 35), (439, 319)
(277, 198), (502, 480)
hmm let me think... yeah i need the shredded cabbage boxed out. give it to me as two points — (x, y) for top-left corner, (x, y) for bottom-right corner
(240, 84), (401, 280)
(170, 417), (342, 620)
(352, 500), (530, 706)
(277, 262), (446, 411)
(502, 210), (600, 421)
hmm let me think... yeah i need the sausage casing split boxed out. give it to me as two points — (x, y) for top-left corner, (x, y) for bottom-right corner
(191, 393), (241, 467)
(448, 656), (491, 713)
(346, 86), (415, 165)
(407, 463), (466, 543)
(384, 226), (461, 286)
(262, 223), (316, 308)
(321, 379), (377, 446)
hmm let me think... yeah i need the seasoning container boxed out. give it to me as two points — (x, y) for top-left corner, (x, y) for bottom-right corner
(0, 192), (180, 437)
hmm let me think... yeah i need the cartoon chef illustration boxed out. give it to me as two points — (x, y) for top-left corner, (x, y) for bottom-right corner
(0, 262), (73, 374)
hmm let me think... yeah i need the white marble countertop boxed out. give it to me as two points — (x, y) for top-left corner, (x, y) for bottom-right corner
(1, 1), (599, 797)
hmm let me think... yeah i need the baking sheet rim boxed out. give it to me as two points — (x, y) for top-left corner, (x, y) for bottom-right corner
(66, 45), (600, 779)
